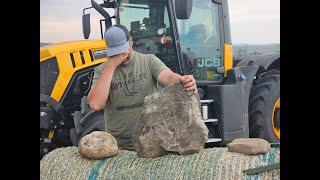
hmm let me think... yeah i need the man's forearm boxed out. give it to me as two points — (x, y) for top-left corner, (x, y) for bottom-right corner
(87, 61), (118, 111)
(166, 72), (182, 85)
(157, 70), (197, 92)
(157, 70), (181, 86)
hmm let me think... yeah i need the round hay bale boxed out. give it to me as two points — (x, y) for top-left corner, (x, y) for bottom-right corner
(41, 147), (279, 179)
(78, 131), (118, 159)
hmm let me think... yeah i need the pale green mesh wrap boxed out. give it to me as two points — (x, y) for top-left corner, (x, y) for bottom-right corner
(40, 146), (279, 180)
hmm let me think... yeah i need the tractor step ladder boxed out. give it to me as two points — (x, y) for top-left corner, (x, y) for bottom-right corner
(200, 99), (222, 143)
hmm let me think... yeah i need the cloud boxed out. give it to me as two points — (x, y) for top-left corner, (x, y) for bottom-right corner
(40, 0), (280, 44)
(228, 0), (280, 44)
(229, 0), (280, 22)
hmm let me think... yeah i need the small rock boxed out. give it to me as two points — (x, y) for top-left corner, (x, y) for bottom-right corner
(132, 83), (208, 158)
(78, 131), (118, 159)
(227, 138), (270, 155)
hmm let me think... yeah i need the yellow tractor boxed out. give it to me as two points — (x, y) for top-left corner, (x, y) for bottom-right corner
(40, 0), (280, 158)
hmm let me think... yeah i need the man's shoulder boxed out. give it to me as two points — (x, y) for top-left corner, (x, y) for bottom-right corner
(134, 51), (156, 58)
(133, 51), (157, 62)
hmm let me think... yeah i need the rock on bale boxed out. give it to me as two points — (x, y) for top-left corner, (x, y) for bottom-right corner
(40, 146), (280, 179)
(78, 131), (118, 159)
(227, 138), (271, 155)
(132, 83), (209, 158)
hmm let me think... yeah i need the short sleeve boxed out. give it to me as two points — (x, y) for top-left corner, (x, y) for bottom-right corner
(149, 54), (170, 80)
(90, 62), (105, 90)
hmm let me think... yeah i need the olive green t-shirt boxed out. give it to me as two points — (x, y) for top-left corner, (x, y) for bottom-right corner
(91, 51), (169, 149)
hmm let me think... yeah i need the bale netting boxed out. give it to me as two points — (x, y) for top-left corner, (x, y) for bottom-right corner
(40, 146), (280, 180)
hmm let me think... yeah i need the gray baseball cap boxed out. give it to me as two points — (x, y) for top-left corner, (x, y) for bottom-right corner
(104, 26), (130, 57)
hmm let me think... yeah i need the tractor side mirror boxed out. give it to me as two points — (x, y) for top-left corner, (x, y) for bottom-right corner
(82, 13), (91, 39)
(175, 0), (193, 19)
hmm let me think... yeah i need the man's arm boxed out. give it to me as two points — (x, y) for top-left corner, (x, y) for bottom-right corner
(87, 54), (128, 111)
(149, 54), (197, 92)
(148, 54), (200, 108)
(156, 69), (181, 85)
(157, 69), (197, 92)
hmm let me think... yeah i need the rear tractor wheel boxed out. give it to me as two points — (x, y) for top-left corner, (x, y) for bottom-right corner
(249, 69), (280, 142)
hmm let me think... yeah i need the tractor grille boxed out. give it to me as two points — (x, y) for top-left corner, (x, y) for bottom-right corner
(79, 51), (85, 65)
(69, 50), (101, 69)
(89, 50), (94, 62)
(69, 53), (76, 68)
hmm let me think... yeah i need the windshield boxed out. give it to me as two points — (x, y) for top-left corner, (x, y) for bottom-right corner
(176, 0), (222, 82)
(118, 0), (181, 74)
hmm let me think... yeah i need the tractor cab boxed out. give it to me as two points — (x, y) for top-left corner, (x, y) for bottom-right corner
(83, 0), (231, 85)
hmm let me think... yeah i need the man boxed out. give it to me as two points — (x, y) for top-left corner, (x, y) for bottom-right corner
(88, 25), (197, 150)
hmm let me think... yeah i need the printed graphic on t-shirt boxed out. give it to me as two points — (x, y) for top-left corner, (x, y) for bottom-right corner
(111, 71), (148, 112)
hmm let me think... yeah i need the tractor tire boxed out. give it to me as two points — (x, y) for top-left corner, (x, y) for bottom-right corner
(69, 128), (78, 146)
(249, 69), (280, 143)
(70, 110), (105, 146)
(70, 96), (105, 146)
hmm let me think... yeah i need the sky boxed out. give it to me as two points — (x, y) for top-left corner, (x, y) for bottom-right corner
(40, 0), (280, 44)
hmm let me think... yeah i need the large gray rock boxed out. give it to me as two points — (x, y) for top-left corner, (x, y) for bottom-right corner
(132, 83), (208, 158)
(227, 138), (270, 155)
